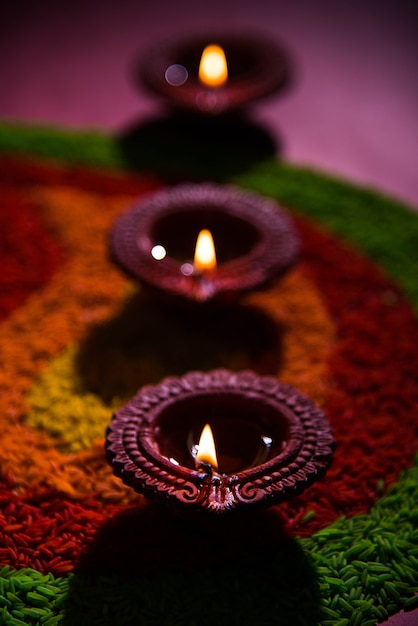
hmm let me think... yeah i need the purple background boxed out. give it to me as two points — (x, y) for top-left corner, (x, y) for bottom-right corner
(1, 0), (418, 210)
(1, 2), (417, 624)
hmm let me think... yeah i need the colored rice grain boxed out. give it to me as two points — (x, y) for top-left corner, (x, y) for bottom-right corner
(26, 269), (334, 452)
(0, 566), (69, 625)
(0, 187), (139, 419)
(235, 159), (418, 303)
(0, 184), (63, 320)
(0, 187), (135, 422)
(301, 460), (418, 625)
(0, 159), (416, 542)
(0, 483), (141, 575)
(1, 461), (416, 625)
(0, 139), (417, 625)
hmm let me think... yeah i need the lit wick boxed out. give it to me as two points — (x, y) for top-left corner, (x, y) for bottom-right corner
(193, 229), (216, 273)
(196, 423), (218, 472)
(198, 44), (228, 87)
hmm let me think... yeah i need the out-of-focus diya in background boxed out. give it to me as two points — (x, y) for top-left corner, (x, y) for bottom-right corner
(137, 32), (290, 115)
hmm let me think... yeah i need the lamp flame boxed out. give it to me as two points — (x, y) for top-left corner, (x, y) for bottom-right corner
(194, 229), (216, 271)
(196, 424), (218, 470)
(198, 44), (228, 87)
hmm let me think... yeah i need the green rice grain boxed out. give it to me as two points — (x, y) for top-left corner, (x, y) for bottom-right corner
(11, 609), (25, 619)
(343, 576), (358, 590)
(404, 594), (418, 611)
(319, 605), (340, 618)
(374, 604), (389, 621)
(21, 606), (49, 617)
(368, 562), (390, 573)
(42, 617), (64, 626)
(37, 585), (61, 599)
(323, 576), (344, 588)
(301, 510), (316, 523)
(338, 596), (354, 614)
(344, 543), (370, 559)
(26, 591), (50, 607)
(4, 615), (28, 626)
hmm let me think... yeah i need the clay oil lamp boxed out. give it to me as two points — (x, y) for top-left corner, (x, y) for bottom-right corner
(106, 369), (335, 516)
(138, 33), (289, 115)
(109, 183), (300, 306)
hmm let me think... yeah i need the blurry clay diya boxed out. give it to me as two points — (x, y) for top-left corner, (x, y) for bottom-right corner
(138, 32), (289, 115)
(109, 183), (300, 306)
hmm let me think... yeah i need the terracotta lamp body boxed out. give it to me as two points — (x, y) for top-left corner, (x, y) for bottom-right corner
(110, 183), (300, 306)
(106, 369), (335, 516)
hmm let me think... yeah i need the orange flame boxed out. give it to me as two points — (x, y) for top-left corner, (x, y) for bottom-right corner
(194, 229), (216, 271)
(196, 424), (218, 470)
(198, 44), (228, 87)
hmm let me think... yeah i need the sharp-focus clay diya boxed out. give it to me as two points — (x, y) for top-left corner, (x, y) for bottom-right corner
(106, 369), (335, 515)
(109, 183), (300, 306)
(138, 33), (289, 115)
